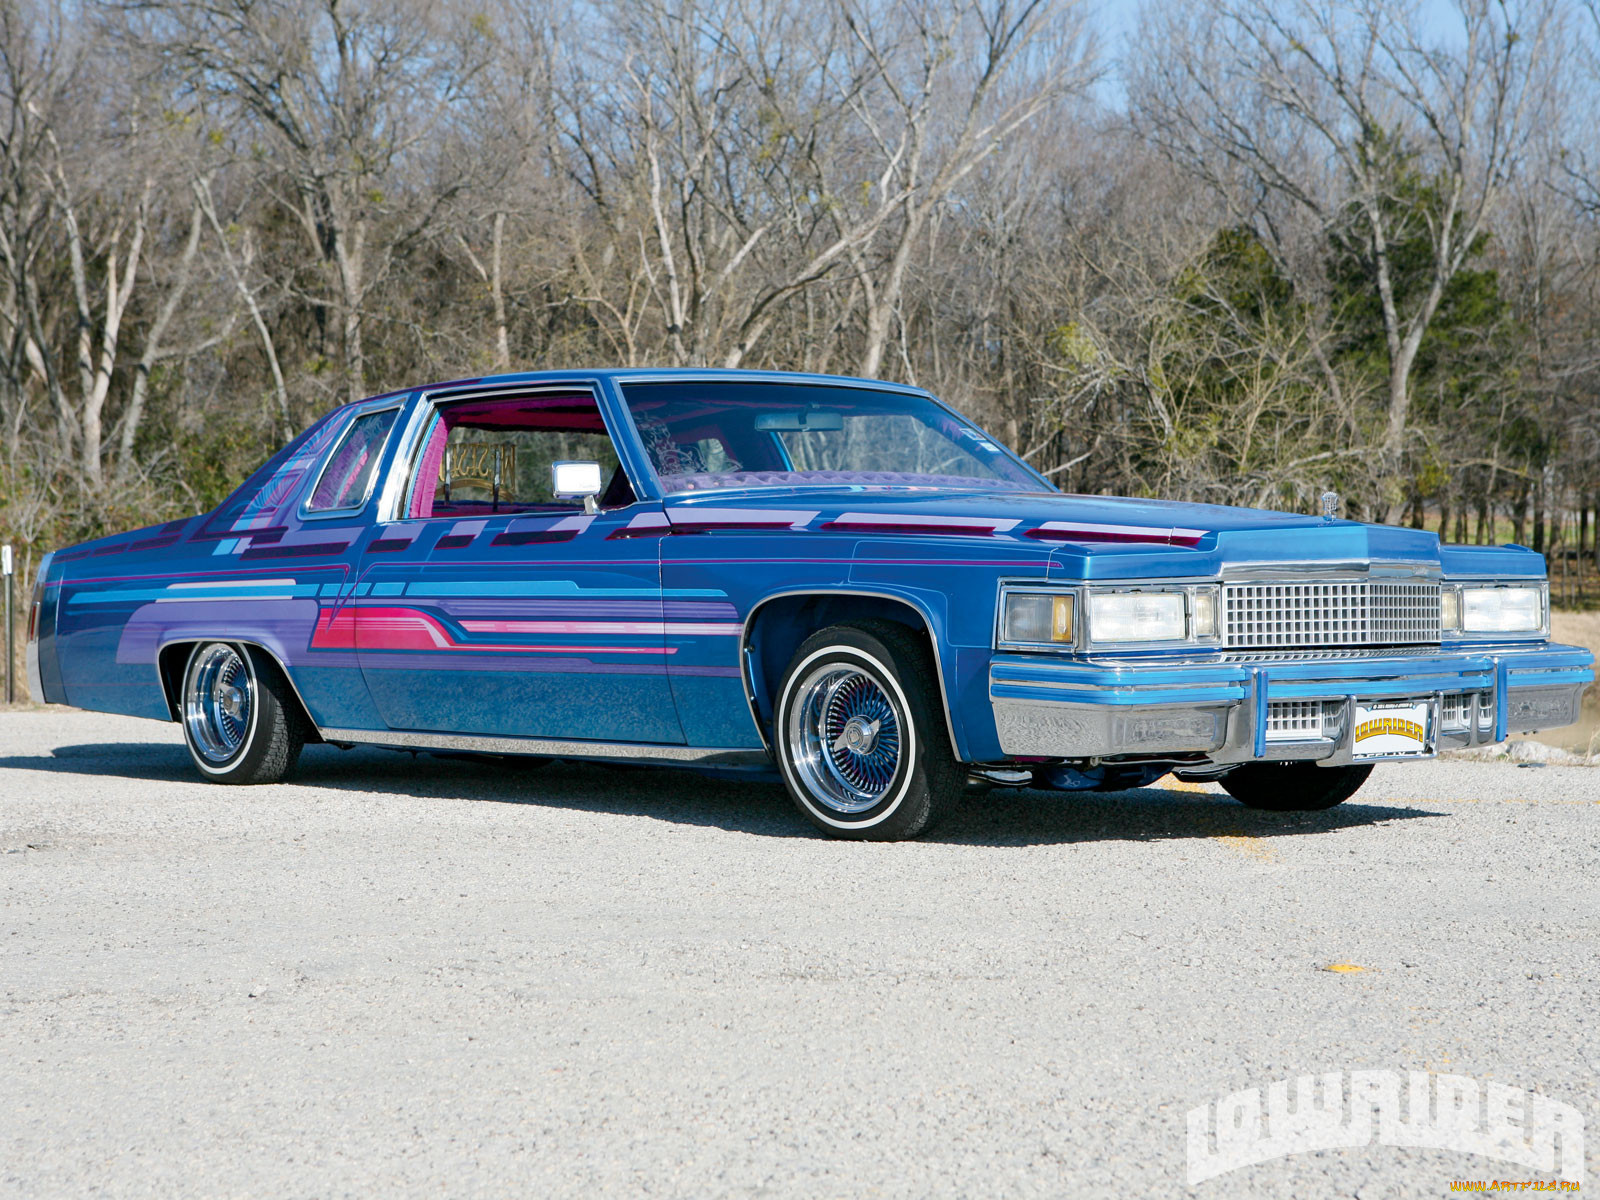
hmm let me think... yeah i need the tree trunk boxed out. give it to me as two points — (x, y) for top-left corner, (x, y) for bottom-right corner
(490, 211), (510, 373)
(1593, 493), (1600, 571)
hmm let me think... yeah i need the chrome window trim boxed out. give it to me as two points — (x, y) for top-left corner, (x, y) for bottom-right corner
(299, 402), (404, 521)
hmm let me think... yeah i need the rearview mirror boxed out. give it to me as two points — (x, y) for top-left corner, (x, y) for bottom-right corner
(552, 460), (603, 513)
(753, 409), (844, 433)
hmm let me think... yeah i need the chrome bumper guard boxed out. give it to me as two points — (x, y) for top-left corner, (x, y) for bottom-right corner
(989, 643), (1594, 768)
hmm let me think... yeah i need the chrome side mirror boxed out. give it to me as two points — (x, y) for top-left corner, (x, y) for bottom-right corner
(552, 460), (603, 514)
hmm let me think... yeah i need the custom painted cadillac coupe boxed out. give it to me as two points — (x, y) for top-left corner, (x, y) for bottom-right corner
(25, 370), (1595, 839)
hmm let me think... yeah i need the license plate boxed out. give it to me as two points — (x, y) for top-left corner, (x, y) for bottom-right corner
(1352, 700), (1434, 760)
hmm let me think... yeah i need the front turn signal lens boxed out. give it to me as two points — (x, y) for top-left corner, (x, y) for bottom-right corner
(1440, 585), (1462, 632)
(1002, 592), (1075, 647)
(1192, 586), (1220, 639)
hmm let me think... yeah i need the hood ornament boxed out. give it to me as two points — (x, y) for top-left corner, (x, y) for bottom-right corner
(1320, 491), (1341, 520)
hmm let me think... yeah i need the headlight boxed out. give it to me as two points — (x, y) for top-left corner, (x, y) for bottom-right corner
(1085, 584), (1222, 648)
(997, 582), (1222, 652)
(1088, 591), (1187, 643)
(1441, 582), (1547, 636)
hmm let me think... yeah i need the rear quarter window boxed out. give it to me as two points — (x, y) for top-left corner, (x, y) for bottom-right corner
(307, 409), (400, 512)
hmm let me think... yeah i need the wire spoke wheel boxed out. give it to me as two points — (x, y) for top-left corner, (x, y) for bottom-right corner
(184, 644), (253, 764)
(787, 663), (904, 814)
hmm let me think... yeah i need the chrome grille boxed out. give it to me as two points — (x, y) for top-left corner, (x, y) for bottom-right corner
(1265, 700), (1338, 741)
(1438, 690), (1495, 732)
(1223, 580), (1440, 649)
(1440, 692), (1471, 728)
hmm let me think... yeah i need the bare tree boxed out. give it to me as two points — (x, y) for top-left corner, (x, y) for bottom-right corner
(1131, 0), (1561, 511)
(840, 0), (1093, 379)
(143, 0), (492, 402)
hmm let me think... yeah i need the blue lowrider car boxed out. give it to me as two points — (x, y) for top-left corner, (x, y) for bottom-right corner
(24, 370), (1594, 839)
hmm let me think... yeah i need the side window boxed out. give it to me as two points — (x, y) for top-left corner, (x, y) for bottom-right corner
(407, 393), (629, 519)
(307, 409), (398, 512)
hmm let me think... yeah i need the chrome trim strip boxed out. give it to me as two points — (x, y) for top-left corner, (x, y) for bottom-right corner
(615, 370), (929, 395)
(318, 727), (771, 766)
(739, 587), (963, 760)
(1220, 560), (1443, 581)
(992, 677), (1216, 693)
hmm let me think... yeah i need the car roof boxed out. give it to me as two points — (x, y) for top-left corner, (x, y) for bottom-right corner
(335, 368), (931, 410)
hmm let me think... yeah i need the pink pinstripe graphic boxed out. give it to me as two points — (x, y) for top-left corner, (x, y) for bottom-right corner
(823, 511), (1021, 534)
(1026, 521), (1206, 546)
(313, 607), (677, 654)
(459, 619), (740, 636)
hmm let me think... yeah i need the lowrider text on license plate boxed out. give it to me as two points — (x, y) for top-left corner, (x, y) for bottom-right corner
(1352, 700), (1433, 759)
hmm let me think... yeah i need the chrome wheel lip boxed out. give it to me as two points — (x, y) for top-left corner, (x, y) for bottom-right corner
(184, 644), (254, 766)
(786, 659), (905, 815)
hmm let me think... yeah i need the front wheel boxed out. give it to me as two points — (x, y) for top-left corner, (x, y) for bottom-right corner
(180, 642), (306, 784)
(773, 622), (964, 840)
(1220, 762), (1373, 811)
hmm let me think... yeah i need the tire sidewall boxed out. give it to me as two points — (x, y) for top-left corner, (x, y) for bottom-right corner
(182, 642), (265, 779)
(775, 635), (921, 833)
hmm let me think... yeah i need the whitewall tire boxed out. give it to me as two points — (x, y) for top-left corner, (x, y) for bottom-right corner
(773, 622), (964, 840)
(180, 642), (306, 784)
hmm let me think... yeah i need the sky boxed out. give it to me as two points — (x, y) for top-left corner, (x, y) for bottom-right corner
(1094, 0), (1470, 105)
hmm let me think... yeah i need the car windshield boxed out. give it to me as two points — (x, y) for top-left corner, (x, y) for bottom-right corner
(619, 381), (1044, 494)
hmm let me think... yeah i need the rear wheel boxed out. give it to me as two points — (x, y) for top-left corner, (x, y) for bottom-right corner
(181, 642), (306, 784)
(1220, 762), (1373, 811)
(773, 622), (964, 840)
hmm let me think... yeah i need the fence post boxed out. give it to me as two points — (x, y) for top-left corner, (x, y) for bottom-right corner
(2, 544), (12, 705)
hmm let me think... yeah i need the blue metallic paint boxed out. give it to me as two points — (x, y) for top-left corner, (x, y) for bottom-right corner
(27, 368), (1594, 774)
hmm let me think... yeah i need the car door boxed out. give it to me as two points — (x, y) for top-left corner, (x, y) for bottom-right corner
(344, 384), (685, 745)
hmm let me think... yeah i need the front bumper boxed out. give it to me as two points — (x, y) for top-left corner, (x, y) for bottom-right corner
(989, 643), (1594, 767)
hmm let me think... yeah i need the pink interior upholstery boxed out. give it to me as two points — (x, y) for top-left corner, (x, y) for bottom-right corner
(409, 423), (449, 518)
(658, 470), (1026, 493)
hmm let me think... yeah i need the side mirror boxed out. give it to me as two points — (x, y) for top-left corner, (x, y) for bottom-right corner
(552, 460), (604, 513)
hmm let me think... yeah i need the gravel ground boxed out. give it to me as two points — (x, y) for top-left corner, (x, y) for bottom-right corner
(2, 710), (1597, 1199)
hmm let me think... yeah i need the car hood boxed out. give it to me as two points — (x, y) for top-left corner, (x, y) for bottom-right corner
(658, 486), (1501, 581)
(665, 485), (1322, 535)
